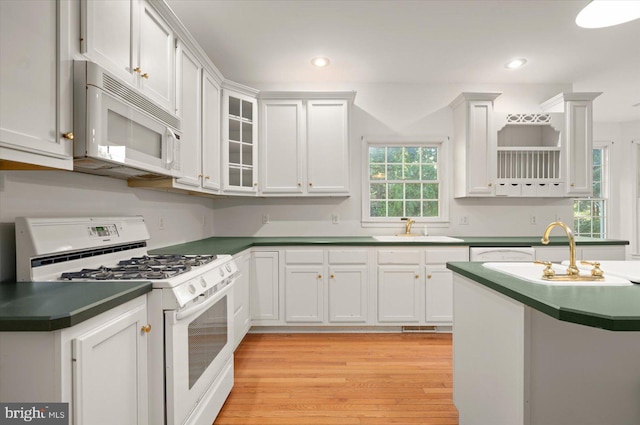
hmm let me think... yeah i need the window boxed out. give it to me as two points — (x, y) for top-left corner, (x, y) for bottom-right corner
(573, 145), (608, 237)
(362, 139), (448, 224)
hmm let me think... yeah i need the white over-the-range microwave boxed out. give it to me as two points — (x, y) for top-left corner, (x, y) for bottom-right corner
(73, 60), (182, 179)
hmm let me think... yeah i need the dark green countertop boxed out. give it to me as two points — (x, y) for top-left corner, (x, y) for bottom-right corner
(446, 262), (640, 331)
(0, 281), (152, 331)
(150, 235), (628, 256)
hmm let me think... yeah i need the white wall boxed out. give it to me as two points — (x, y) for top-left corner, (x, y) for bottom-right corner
(0, 171), (215, 282)
(211, 82), (575, 237)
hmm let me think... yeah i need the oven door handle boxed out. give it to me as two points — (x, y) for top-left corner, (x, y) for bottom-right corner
(175, 284), (232, 322)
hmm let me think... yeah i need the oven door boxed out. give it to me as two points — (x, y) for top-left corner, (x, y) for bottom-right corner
(165, 282), (234, 425)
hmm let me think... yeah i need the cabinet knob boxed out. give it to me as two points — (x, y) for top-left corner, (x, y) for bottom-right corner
(330, 274), (335, 279)
(62, 132), (74, 140)
(254, 182), (258, 187)
(133, 67), (142, 74)
(141, 324), (152, 333)
(298, 182), (301, 187)
(205, 175), (210, 180)
(198, 173), (203, 178)
(309, 182), (313, 187)
(571, 183), (575, 187)
(141, 73), (149, 79)
(317, 275), (322, 279)
(415, 275), (419, 279)
(488, 183), (493, 187)
(427, 274), (432, 279)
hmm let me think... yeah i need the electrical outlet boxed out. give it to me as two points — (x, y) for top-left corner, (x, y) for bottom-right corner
(159, 217), (165, 230)
(332, 214), (339, 224)
(262, 214), (270, 224)
(530, 215), (537, 225)
(459, 216), (469, 225)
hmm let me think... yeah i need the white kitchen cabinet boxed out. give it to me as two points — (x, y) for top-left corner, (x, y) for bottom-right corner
(540, 92), (601, 197)
(201, 70), (222, 192)
(233, 250), (251, 349)
(250, 251), (279, 322)
(174, 41), (202, 188)
(376, 250), (422, 323)
(0, 296), (149, 425)
(81, 0), (175, 112)
(285, 265), (325, 322)
(449, 92), (501, 197)
(258, 92), (354, 196)
(424, 247), (468, 323)
(0, 0), (73, 170)
(328, 264), (369, 323)
(222, 84), (259, 194)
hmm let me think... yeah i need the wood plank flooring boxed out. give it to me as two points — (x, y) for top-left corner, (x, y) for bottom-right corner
(214, 333), (459, 425)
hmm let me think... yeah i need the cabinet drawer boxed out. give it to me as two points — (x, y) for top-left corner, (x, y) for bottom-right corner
(425, 247), (469, 264)
(328, 250), (368, 264)
(377, 250), (421, 265)
(285, 250), (324, 264)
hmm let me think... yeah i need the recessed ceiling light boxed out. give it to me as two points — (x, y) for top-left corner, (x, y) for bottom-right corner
(505, 58), (527, 69)
(311, 57), (330, 67)
(576, 0), (640, 28)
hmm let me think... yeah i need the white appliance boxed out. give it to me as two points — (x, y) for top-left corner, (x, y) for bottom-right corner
(15, 216), (237, 425)
(73, 61), (182, 179)
(470, 247), (535, 262)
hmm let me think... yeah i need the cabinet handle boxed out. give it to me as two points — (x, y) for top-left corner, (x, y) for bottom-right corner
(141, 73), (149, 79)
(198, 173), (203, 178)
(141, 324), (152, 333)
(62, 132), (74, 140)
(133, 67), (142, 74)
(205, 176), (210, 180)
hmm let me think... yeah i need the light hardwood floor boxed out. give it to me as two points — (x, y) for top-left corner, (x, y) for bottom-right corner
(214, 333), (459, 425)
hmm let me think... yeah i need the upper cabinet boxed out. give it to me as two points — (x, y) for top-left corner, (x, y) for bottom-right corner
(450, 91), (600, 198)
(0, 0), (73, 170)
(450, 92), (501, 197)
(81, 0), (175, 112)
(258, 92), (355, 196)
(222, 83), (259, 194)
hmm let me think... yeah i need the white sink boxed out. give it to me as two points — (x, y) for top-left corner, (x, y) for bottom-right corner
(482, 262), (632, 286)
(373, 235), (464, 243)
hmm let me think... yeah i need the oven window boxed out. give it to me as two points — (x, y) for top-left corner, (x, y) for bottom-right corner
(187, 295), (228, 389)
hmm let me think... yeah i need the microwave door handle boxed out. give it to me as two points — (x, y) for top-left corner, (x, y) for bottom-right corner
(165, 128), (176, 169)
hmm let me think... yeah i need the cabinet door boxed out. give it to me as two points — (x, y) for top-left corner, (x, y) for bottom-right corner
(377, 266), (421, 323)
(306, 99), (350, 194)
(223, 91), (258, 193)
(328, 265), (368, 323)
(174, 42), (202, 187)
(425, 266), (454, 323)
(564, 100), (593, 196)
(72, 301), (148, 425)
(138, 1), (174, 111)
(466, 100), (496, 195)
(202, 71), (221, 191)
(259, 99), (304, 194)
(250, 251), (279, 321)
(233, 251), (251, 349)
(0, 0), (73, 169)
(284, 266), (324, 322)
(80, 0), (137, 86)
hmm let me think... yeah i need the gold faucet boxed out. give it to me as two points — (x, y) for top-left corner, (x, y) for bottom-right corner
(541, 221), (579, 276)
(401, 217), (416, 235)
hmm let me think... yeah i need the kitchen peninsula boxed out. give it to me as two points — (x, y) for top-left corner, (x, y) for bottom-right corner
(447, 261), (640, 425)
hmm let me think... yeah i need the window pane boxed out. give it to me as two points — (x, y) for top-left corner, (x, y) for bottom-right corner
(421, 164), (437, 180)
(388, 147), (403, 163)
(388, 183), (403, 199)
(370, 165), (386, 180)
(404, 164), (420, 180)
(593, 165), (602, 183)
(592, 182), (602, 198)
(593, 149), (602, 166)
(422, 201), (438, 217)
(406, 201), (421, 216)
(405, 147), (420, 163)
(421, 147), (437, 163)
(370, 201), (387, 217)
(406, 183), (420, 199)
(422, 183), (438, 199)
(369, 147), (386, 163)
(370, 183), (386, 200)
(388, 164), (403, 180)
(388, 201), (403, 217)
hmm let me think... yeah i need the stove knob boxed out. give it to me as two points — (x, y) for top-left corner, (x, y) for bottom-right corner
(219, 269), (225, 277)
(225, 264), (232, 272)
(200, 277), (207, 288)
(188, 284), (196, 294)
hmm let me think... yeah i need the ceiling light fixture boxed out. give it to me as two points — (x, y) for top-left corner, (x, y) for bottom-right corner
(311, 57), (330, 67)
(505, 58), (527, 69)
(576, 0), (640, 28)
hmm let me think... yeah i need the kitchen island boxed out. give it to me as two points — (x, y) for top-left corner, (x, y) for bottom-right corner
(446, 262), (640, 425)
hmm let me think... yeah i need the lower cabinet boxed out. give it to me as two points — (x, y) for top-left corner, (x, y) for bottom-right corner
(233, 250), (251, 349)
(0, 296), (149, 425)
(328, 264), (369, 323)
(250, 250), (280, 323)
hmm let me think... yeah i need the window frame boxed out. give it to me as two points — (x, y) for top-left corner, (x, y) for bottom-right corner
(573, 141), (610, 238)
(361, 137), (450, 228)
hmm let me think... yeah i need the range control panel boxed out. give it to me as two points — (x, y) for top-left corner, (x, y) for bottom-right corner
(88, 224), (119, 238)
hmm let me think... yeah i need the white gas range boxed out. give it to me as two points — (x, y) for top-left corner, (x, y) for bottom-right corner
(16, 216), (238, 425)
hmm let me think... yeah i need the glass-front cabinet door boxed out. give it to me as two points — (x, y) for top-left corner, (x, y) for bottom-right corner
(222, 88), (258, 193)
